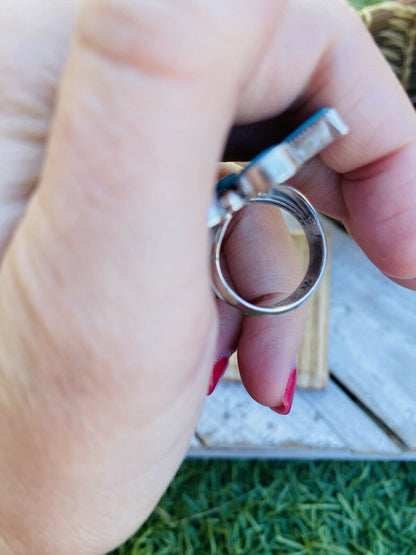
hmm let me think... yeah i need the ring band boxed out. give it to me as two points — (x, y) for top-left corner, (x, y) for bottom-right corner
(210, 184), (327, 316)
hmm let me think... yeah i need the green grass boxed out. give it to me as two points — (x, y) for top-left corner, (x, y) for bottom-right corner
(349, 0), (381, 9)
(111, 0), (416, 553)
(113, 460), (416, 554)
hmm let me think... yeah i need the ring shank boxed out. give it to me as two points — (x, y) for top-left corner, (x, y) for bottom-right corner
(210, 185), (327, 315)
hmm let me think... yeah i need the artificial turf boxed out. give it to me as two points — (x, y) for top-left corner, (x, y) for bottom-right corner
(113, 460), (416, 554)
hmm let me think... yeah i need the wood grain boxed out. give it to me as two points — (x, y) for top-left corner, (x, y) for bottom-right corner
(193, 379), (399, 457)
(295, 232), (330, 389)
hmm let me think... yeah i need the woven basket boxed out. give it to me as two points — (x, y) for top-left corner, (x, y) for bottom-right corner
(361, 1), (416, 108)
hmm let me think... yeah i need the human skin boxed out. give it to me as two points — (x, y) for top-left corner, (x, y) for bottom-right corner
(0, 0), (415, 553)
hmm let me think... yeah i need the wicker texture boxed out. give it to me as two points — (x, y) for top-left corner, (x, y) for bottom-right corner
(361, 1), (416, 108)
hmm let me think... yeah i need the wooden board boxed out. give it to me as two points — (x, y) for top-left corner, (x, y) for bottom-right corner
(188, 217), (416, 459)
(327, 219), (416, 449)
(293, 232), (330, 389)
(224, 230), (330, 389)
(191, 380), (400, 459)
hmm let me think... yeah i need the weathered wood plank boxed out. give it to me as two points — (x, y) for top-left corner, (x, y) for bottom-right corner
(301, 381), (399, 453)
(295, 232), (330, 389)
(187, 446), (416, 461)
(192, 379), (398, 456)
(327, 219), (416, 448)
(196, 381), (344, 451)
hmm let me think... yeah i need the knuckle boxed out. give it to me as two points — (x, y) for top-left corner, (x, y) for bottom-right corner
(79, 0), (221, 79)
(78, 0), (278, 81)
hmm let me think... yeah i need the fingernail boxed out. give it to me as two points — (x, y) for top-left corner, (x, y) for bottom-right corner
(207, 352), (231, 396)
(270, 362), (297, 415)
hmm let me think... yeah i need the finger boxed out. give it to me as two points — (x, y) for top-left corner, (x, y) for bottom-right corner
(206, 299), (242, 395)
(214, 162), (246, 359)
(226, 113), (416, 287)
(230, 0), (416, 285)
(210, 163), (244, 393)
(289, 148), (416, 286)
(222, 202), (307, 408)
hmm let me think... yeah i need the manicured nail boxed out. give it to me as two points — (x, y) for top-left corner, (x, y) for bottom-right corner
(207, 352), (231, 395)
(270, 363), (297, 415)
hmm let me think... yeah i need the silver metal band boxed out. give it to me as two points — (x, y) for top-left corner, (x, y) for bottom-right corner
(210, 185), (327, 315)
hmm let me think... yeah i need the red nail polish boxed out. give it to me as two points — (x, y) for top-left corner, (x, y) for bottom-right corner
(271, 366), (297, 415)
(207, 352), (230, 395)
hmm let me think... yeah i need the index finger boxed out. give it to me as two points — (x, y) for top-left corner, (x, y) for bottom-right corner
(230, 0), (416, 286)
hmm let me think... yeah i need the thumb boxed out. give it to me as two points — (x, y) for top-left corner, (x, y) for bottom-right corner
(0, 1), (284, 552)
(6, 1), (282, 379)
(21, 0), (283, 350)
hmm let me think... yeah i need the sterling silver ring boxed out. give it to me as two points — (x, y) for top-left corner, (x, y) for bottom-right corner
(207, 108), (348, 316)
(210, 185), (327, 315)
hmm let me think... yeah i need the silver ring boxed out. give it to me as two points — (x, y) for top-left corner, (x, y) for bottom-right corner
(210, 184), (327, 315)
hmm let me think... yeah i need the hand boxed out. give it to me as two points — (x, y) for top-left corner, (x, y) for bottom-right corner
(1, 1), (415, 553)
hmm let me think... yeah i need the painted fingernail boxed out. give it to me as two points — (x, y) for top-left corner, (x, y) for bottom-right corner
(207, 352), (231, 396)
(270, 363), (297, 415)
